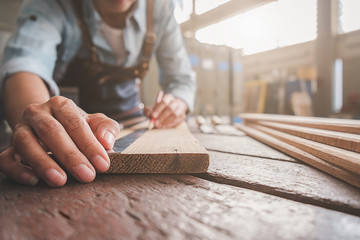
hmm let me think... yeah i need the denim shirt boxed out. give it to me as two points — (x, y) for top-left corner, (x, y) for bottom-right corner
(0, 0), (196, 113)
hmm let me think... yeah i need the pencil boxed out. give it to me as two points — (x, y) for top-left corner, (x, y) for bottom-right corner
(148, 90), (164, 130)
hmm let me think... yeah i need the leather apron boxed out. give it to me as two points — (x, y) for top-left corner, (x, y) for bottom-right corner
(60, 0), (156, 122)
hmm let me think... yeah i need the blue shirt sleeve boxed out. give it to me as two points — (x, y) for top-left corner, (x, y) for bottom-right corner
(155, 1), (196, 112)
(0, 0), (65, 98)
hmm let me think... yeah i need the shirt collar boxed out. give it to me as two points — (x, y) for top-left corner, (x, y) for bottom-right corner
(86, 0), (146, 32)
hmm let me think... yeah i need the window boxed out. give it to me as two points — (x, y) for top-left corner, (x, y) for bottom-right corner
(174, 0), (231, 24)
(333, 58), (343, 113)
(338, 0), (360, 34)
(195, 0), (317, 55)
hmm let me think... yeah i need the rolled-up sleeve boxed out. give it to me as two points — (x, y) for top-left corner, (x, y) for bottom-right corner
(155, 2), (196, 112)
(0, 0), (64, 97)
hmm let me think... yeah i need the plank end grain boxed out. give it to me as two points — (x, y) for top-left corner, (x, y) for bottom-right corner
(107, 123), (210, 173)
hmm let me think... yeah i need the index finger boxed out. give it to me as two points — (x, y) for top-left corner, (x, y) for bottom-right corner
(151, 93), (173, 119)
(49, 98), (110, 173)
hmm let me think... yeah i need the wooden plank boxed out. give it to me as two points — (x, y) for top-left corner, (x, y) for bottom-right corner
(115, 120), (149, 139)
(108, 123), (209, 174)
(1, 175), (360, 239)
(236, 124), (360, 189)
(201, 151), (360, 216)
(248, 124), (360, 175)
(256, 121), (360, 153)
(193, 133), (296, 162)
(240, 113), (360, 134)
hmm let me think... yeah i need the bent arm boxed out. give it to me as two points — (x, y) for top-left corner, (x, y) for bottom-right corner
(155, 1), (196, 112)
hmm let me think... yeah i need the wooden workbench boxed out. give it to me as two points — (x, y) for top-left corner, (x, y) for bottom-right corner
(1, 121), (360, 239)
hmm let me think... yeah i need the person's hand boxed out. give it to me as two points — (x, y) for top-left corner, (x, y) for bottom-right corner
(144, 93), (188, 129)
(0, 96), (120, 187)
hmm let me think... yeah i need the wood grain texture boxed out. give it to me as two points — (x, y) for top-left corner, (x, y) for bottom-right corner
(248, 124), (360, 175)
(240, 113), (360, 134)
(116, 120), (150, 139)
(200, 151), (360, 216)
(236, 124), (360, 189)
(108, 123), (209, 173)
(1, 174), (360, 240)
(193, 133), (296, 162)
(255, 121), (360, 153)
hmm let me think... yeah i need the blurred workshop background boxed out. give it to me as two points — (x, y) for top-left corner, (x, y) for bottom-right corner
(0, 0), (359, 123)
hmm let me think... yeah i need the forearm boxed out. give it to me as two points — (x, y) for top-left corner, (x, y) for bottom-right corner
(3, 72), (50, 128)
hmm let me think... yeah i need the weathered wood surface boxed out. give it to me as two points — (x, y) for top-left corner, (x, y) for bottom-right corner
(193, 133), (295, 162)
(249, 124), (360, 175)
(255, 121), (360, 153)
(108, 123), (209, 174)
(240, 113), (360, 134)
(200, 151), (360, 216)
(1, 174), (360, 240)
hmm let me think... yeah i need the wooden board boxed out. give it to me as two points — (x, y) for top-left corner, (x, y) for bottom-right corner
(236, 124), (360, 189)
(107, 123), (209, 174)
(240, 113), (360, 134)
(248, 124), (360, 175)
(193, 133), (296, 162)
(255, 121), (360, 153)
(1, 174), (360, 240)
(200, 151), (360, 216)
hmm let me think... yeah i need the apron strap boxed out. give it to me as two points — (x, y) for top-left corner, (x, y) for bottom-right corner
(71, 0), (99, 63)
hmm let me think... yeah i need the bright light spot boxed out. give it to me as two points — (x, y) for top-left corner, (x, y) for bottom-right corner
(174, 0), (193, 24)
(195, 0), (231, 15)
(339, 0), (360, 33)
(195, 0), (317, 55)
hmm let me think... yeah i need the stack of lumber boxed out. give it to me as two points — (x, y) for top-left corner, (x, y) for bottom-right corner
(236, 114), (360, 189)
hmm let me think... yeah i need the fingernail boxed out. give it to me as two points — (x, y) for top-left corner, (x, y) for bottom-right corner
(92, 155), (110, 172)
(14, 153), (21, 162)
(103, 131), (114, 146)
(20, 172), (39, 186)
(74, 164), (95, 182)
(45, 169), (66, 186)
(153, 113), (158, 119)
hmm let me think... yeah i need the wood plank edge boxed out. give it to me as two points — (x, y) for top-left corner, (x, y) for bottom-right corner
(235, 124), (360, 189)
(107, 153), (209, 174)
(255, 120), (360, 153)
(248, 124), (360, 175)
(240, 114), (360, 134)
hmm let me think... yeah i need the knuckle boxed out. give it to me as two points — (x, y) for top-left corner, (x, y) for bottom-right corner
(23, 104), (41, 118)
(165, 105), (175, 115)
(49, 96), (72, 106)
(82, 141), (95, 155)
(65, 116), (87, 134)
(12, 126), (32, 147)
(36, 116), (63, 137)
(92, 113), (107, 119)
(108, 119), (120, 130)
(62, 149), (80, 165)
(97, 116), (120, 131)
